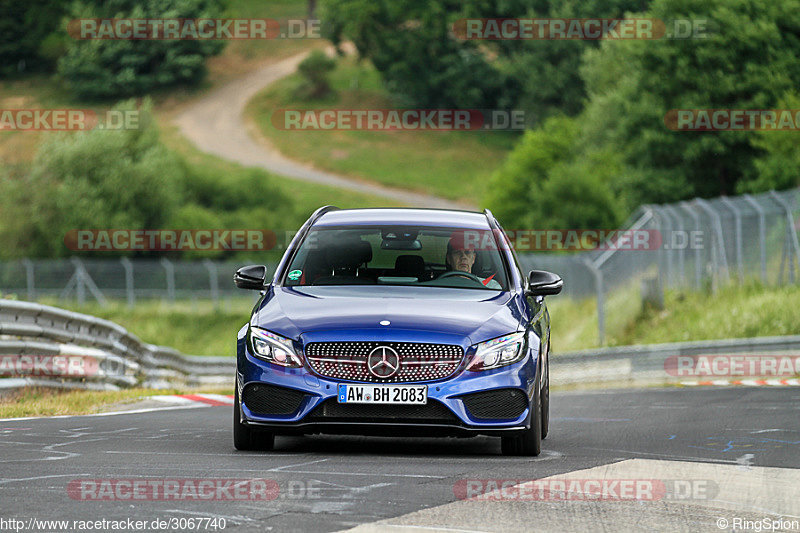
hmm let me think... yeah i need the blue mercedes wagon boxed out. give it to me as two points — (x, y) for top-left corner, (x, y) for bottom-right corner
(233, 207), (562, 455)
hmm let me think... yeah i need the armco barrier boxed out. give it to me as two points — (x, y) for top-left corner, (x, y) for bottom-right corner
(0, 300), (234, 392)
(551, 335), (800, 386)
(2, 299), (797, 394)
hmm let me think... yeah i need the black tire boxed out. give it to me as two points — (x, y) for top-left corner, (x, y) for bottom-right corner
(233, 387), (275, 451)
(541, 346), (550, 440)
(233, 387), (253, 450)
(501, 377), (542, 456)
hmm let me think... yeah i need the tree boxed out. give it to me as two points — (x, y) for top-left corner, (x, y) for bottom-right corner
(578, 0), (800, 204)
(485, 115), (624, 230)
(0, 1), (66, 75)
(58, 0), (227, 100)
(488, 0), (800, 230)
(741, 93), (800, 193)
(495, 0), (652, 121)
(0, 100), (183, 258)
(324, 0), (517, 108)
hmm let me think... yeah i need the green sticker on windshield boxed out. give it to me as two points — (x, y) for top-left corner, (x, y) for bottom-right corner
(287, 269), (302, 281)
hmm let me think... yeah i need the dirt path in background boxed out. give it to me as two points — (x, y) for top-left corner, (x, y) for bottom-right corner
(174, 51), (471, 209)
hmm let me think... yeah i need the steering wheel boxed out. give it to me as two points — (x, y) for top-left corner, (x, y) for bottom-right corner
(437, 270), (485, 286)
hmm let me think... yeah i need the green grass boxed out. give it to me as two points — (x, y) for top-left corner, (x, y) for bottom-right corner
(39, 298), (252, 357)
(549, 281), (800, 353)
(0, 386), (232, 418)
(247, 56), (518, 204)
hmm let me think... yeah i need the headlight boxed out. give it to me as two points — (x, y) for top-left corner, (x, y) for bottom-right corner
(467, 332), (526, 371)
(249, 327), (303, 367)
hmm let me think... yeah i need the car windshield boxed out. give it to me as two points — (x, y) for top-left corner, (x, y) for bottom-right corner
(283, 225), (510, 290)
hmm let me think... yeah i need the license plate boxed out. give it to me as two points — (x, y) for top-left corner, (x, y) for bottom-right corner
(337, 384), (427, 405)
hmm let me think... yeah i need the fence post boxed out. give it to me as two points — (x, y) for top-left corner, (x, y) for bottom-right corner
(160, 258), (175, 303)
(769, 190), (800, 284)
(651, 206), (670, 288)
(203, 260), (219, 308)
(719, 197), (744, 284)
(695, 198), (730, 282)
(742, 193), (767, 283)
(583, 258), (605, 347)
(73, 258), (85, 306)
(664, 206), (686, 286)
(680, 201), (703, 288)
(68, 257), (107, 307)
(21, 259), (35, 301)
(120, 257), (135, 309)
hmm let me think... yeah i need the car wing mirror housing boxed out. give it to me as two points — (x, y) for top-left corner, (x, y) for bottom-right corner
(526, 270), (563, 297)
(234, 265), (268, 290)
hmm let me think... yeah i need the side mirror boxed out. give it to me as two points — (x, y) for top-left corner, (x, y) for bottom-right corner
(234, 265), (268, 290)
(526, 270), (563, 297)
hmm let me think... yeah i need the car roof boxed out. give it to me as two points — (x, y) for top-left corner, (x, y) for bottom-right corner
(312, 208), (491, 230)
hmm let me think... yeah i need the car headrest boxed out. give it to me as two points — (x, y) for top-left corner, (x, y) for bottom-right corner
(394, 255), (425, 277)
(325, 239), (372, 269)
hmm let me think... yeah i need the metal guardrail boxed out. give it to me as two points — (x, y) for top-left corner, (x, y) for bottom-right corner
(550, 335), (800, 386)
(0, 300), (234, 392)
(2, 299), (797, 395)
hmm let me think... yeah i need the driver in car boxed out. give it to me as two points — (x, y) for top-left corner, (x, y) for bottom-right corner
(444, 234), (502, 289)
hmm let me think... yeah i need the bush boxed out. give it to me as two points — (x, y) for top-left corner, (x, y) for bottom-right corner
(0, 99), (184, 258)
(297, 50), (337, 99)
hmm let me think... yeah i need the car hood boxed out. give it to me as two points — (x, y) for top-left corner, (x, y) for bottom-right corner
(252, 285), (522, 347)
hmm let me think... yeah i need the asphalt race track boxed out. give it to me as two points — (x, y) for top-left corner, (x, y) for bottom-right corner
(1, 387), (799, 532)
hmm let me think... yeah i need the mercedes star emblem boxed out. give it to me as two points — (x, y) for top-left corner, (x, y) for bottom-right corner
(367, 346), (400, 378)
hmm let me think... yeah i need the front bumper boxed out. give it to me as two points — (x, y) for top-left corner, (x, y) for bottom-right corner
(236, 345), (539, 437)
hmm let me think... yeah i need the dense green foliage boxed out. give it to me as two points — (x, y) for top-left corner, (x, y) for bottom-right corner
(0, 99), (294, 259)
(0, 1), (67, 75)
(488, 0), (800, 228)
(324, 0), (646, 115)
(324, 0), (518, 108)
(323, 0), (800, 228)
(58, 0), (227, 99)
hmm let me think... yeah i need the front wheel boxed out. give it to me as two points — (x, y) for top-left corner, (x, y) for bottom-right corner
(501, 386), (542, 456)
(234, 386), (274, 451)
(541, 347), (550, 439)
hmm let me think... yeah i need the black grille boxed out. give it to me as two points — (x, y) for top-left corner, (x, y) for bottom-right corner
(305, 342), (464, 383)
(460, 389), (529, 420)
(308, 399), (459, 424)
(242, 384), (306, 415)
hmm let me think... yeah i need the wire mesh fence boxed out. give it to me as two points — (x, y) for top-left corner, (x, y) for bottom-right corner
(1, 188), (797, 344)
(517, 187), (800, 344)
(0, 258), (275, 308)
